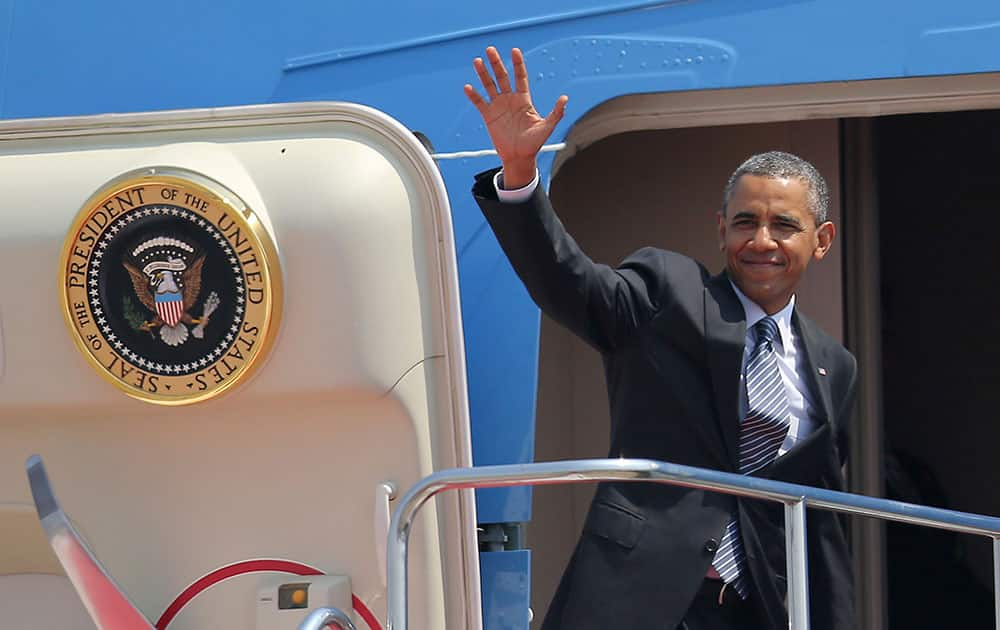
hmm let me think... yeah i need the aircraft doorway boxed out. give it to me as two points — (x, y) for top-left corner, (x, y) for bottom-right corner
(875, 109), (1000, 629)
(527, 107), (1000, 629)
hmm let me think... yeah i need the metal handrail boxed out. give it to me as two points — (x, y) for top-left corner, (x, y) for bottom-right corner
(386, 458), (1000, 630)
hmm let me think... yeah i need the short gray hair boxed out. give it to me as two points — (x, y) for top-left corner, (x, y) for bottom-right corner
(722, 151), (829, 225)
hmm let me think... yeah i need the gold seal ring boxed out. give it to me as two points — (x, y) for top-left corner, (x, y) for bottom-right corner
(59, 168), (282, 405)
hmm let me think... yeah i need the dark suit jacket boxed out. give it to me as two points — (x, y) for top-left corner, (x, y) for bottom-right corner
(473, 168), (857, 630)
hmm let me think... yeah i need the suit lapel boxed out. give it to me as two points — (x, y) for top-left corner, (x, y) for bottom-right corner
(791, 311), (834, 427)
(704, 273), (746, 471)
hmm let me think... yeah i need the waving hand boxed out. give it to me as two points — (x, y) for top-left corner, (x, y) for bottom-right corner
(464, 47), (568, 189)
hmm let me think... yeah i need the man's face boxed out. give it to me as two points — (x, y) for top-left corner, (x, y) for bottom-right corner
(717, 174), (834, 314)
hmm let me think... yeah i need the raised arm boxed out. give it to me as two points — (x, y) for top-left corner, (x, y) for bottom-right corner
(464, 47), (567, 188)
(467, 48), (677, 352)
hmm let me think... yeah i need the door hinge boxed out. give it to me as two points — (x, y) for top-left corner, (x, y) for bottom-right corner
(477, 522), (524, 552)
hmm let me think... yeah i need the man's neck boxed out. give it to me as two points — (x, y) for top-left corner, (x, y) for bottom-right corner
(727, 279), (795, 320)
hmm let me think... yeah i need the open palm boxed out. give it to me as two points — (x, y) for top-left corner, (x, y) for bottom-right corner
(464, 47), (568, 188)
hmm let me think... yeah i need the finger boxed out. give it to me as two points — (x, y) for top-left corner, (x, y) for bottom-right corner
(512, 48), (530, 94)
(473, 57), (499, 99)
(486, 46), (512, 93)
(464, 84), (488, 114)
(544, 95), (569, 132)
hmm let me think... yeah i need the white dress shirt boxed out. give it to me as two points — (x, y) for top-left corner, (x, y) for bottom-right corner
(494, 168), (819, 455)
(494, 169), (540, 203)
(730, 284), (818, 455)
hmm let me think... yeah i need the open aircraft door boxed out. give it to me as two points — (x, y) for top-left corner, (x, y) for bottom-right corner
(0, 103), (480, 630)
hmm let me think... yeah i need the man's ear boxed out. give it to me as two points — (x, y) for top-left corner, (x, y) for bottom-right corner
(813, 221), (835, 260)
(717, 212), (727, 251)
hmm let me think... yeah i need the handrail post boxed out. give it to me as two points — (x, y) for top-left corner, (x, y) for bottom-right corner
(993, 537), (1000, 630)
(386, 513), (409, 630)
(784, 499), (810, 630)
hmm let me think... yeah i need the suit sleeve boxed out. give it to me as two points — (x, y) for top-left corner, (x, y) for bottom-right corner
(473, 167), (671, 353)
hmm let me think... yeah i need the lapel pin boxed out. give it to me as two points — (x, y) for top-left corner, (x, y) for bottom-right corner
(817, 367), (827, 376)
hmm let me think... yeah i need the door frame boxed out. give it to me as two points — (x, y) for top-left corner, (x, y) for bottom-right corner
(557, 71), (1000, 630)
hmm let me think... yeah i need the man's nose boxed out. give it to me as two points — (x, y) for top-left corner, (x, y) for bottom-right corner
(748, 226), (778, 249)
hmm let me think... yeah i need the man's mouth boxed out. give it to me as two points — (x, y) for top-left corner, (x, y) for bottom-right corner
(740, 258), (783, 267)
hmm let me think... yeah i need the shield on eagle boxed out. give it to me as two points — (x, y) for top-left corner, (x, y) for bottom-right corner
(154, 291), (184, 327)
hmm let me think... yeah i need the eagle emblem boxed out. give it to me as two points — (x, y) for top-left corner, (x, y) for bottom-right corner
(61, 171), (280, 405)
(123, 236), (221, 347)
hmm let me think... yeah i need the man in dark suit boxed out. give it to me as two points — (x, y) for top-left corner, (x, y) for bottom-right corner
(465, 47), (857, 630)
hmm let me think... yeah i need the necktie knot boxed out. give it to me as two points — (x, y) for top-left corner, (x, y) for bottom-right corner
(754, 317), (779, 347)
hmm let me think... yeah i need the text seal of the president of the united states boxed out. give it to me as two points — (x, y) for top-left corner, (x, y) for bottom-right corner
(59, 168), (282, 405)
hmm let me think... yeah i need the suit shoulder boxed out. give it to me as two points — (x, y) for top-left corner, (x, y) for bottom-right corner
(614, 248), (712, 320)
(621, 247), (711, 283)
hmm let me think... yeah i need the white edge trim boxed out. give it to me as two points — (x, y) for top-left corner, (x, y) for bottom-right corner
(555, 71), (1000, 175)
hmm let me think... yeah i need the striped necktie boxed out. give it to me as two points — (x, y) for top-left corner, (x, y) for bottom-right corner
(711, 316), (791, 597)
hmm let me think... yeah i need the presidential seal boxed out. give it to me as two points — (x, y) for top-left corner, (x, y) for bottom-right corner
(59, 168), (282, 404)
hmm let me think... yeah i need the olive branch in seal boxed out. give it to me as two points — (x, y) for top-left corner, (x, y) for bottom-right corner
(122, 295), (147, 332)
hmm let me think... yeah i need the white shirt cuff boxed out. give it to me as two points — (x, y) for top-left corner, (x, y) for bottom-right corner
(494, 169), (539, 203)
